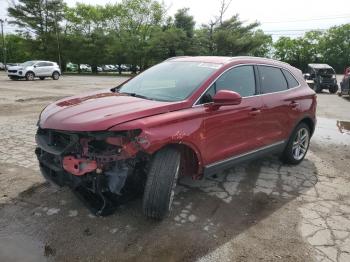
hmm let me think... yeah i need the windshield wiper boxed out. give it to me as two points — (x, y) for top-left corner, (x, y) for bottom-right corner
(120, 92), (154, 101)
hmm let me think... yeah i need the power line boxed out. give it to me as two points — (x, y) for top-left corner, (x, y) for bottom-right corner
(264, 29), (327, 32)
(261, 14), (350, 24)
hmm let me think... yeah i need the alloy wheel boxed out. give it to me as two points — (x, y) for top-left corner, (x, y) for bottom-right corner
(27, 73), (34, 81)
(292, 127), (309, 160)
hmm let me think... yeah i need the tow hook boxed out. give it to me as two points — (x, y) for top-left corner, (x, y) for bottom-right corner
(63, 156), (97, 176)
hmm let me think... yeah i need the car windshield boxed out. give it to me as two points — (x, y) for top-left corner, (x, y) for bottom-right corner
(21, 61), (36, 67)
(118, 61), (220, 102)
(317, 68), (335, 75)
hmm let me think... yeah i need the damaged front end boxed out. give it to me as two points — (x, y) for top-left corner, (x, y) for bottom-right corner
(35, 128), (148, 216)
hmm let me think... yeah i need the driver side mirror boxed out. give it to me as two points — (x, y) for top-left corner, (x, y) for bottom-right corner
(212, 90), (242, 106)
(34, 65), (37, 68)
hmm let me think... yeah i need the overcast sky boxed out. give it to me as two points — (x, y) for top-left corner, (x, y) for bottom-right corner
(1, 0), (350, 39)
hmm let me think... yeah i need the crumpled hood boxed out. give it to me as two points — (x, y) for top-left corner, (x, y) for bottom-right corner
(39, 89), (185, 131)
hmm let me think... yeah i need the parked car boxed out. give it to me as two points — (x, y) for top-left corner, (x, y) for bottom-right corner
(8, 60), (61, 80)
(80, 64), (92, 72)
(338, 67), (350, 97)
(118, 64), (129, 71)
(110, 65), (118, 71)
(35, 56), (316, 219)
(66, 62), (78, 72)
(304, 64), (338, 93)
(102, 65), (113, 72)
(5, 63), (20, 70)
(0, 62), (5, 70)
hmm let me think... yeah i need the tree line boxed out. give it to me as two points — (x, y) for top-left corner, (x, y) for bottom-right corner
(1, 0), (349, 73)
(274, 25), (350, 73)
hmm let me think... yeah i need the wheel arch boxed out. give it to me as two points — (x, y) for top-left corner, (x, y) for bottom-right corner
(285, 116), (316, 149)
(299, 116), (316, 136)
(151, 142), (203, 177)
(26, 70), (35, 76)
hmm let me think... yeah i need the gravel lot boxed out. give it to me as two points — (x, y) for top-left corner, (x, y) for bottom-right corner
(0, 72), (349, 262)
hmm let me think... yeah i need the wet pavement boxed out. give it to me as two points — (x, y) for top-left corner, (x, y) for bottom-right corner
(314, 118), (350, 145)
(0, 72), (349, 262)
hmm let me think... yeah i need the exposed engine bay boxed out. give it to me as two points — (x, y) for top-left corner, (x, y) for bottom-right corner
(35, 128), (148, 216)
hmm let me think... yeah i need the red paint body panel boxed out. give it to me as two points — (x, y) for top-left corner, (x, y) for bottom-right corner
(39, 56), (317, 173)
(40, 89), (186, 131)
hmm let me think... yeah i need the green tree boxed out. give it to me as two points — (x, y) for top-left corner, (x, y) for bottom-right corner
(147, 27), (187, 61)
(320, 24), (350, 72)
(8, 0), (66, 61)
(273, 26), (350, 72)
(63, 3), (111, 72)
(0, 34), (31, 63)
(197, 15), (271, 57)
(174, 8), (195, 38)
(118, 0), (165, 69)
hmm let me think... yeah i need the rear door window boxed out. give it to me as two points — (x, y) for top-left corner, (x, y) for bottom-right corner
(282, 69), (299, 88)
(258, 66), (288, 94)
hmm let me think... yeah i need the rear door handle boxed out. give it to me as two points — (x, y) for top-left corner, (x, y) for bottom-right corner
(290, 101), (299, 108)
(249, 108), (261, 116)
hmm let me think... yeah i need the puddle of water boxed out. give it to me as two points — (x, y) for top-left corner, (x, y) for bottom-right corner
(0, 234), (47, 262)
(313, 117), (350, 145)
(337, 120), (350, 135)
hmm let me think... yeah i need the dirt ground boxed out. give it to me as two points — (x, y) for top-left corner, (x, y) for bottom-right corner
(0, 72), (349, 262)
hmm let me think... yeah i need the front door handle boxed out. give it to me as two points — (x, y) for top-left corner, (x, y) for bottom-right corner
(249, 108), (261, 116)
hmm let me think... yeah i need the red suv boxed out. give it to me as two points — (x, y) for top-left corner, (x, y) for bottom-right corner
(35, 56), (317, 219)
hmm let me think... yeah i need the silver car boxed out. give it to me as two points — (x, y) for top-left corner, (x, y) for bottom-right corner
(7, 60), (61, 81)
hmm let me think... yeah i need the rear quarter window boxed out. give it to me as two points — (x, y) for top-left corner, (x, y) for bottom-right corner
(258, 66), (288, 94)
(282, 69), (299, 88)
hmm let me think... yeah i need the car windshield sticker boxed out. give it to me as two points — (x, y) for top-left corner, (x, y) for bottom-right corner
(198, 63), (221, 69)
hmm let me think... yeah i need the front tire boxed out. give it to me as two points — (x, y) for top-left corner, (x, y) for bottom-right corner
(281, 123), (310, 165)
(25, 72), (35, 81)
(314, 83), (322, 93)
(329, 85), (338, 94)
(143, 147), (181, 220)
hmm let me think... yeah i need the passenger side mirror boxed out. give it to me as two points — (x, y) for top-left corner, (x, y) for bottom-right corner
(34, 65), (37, 68)
(303, 73), (310, 80)
(212, 90), (242, 106)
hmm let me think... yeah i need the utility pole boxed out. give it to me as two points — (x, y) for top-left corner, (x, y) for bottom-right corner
(53, 10), (62, 70)
(0, 19), (6, 70)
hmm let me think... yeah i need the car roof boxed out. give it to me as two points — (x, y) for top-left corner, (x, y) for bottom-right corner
(167, 56), (291, 67)
(26, 60), (56, 63)
(308, 63), (334, 69)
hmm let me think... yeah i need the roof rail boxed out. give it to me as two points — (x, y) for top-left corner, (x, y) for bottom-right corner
(229, 56), (290, 66)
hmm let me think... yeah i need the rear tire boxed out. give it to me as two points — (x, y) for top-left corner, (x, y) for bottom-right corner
(281, 123), (310, 165)
(25, 72), (35, 81)
(329, 85), (338, 94)
(143, 147), (181, 220)
(52, 71), (60, 80)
